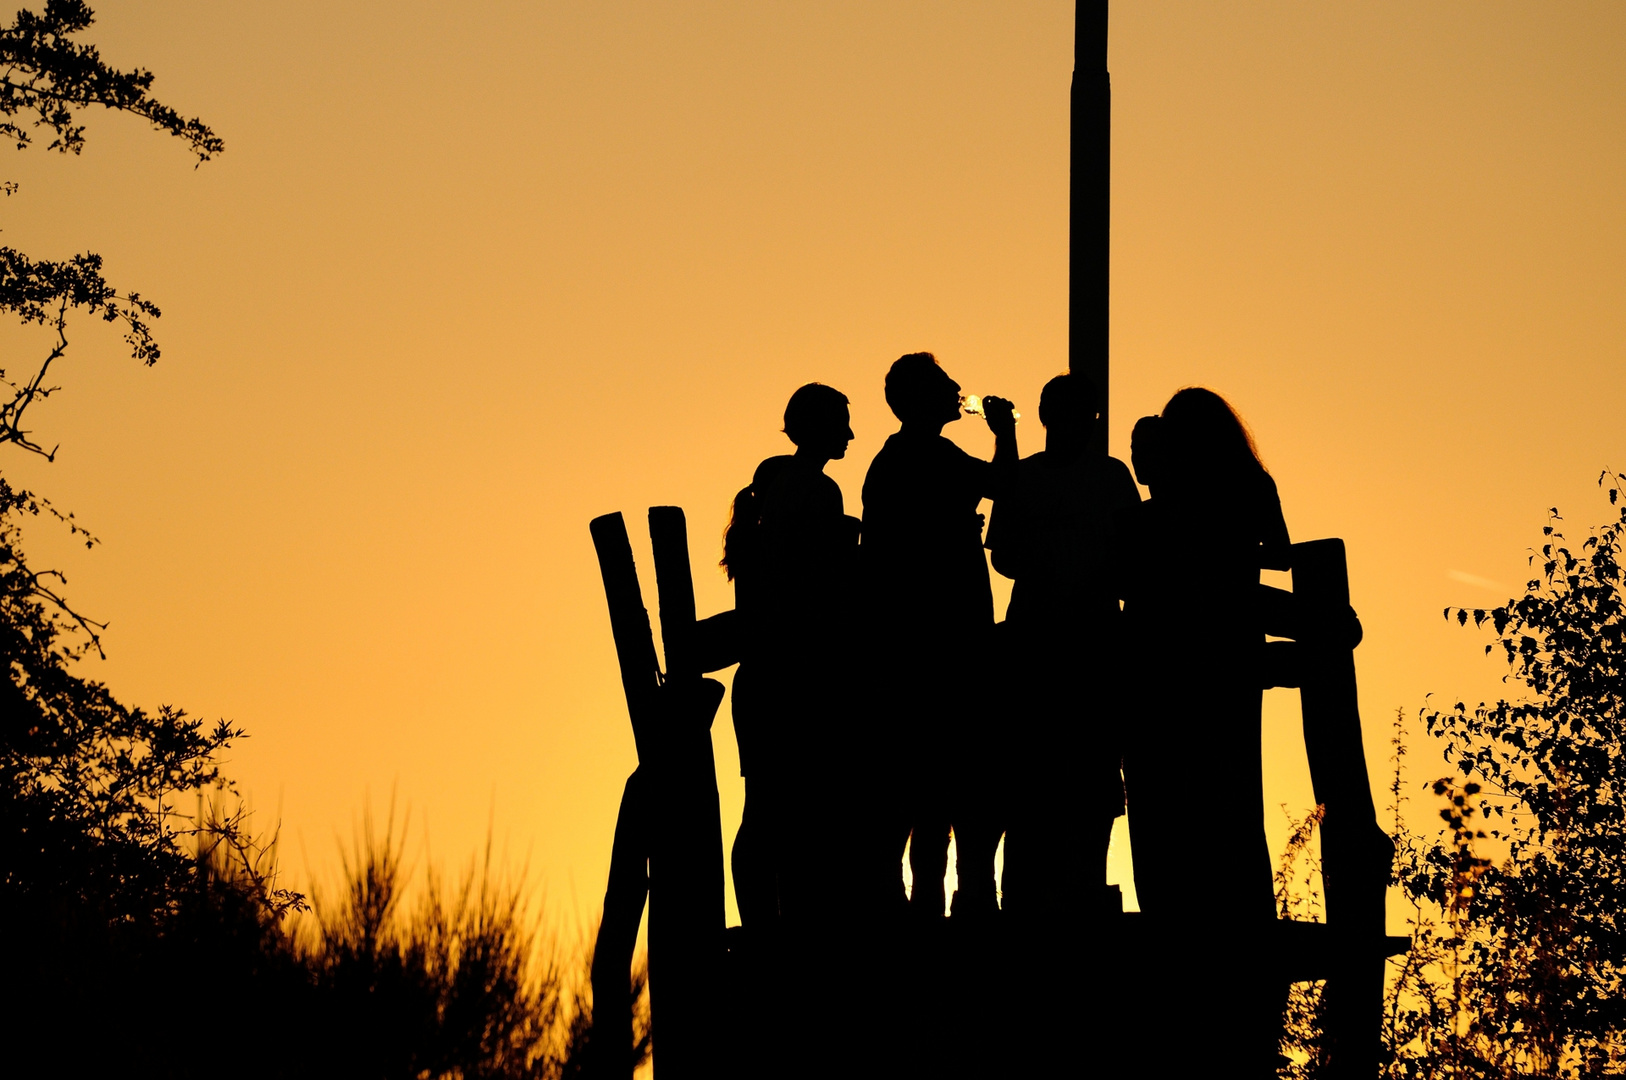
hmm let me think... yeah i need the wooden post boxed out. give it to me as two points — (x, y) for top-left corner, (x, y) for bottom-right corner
(646, 507), (727, 1075)
(1291, 539), (1393, 1080)
(588, 509), (728, 1078)
(588, 513), (659, 1079)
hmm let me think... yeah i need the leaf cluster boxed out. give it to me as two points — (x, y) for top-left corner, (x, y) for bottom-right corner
(0, 2), (224, 457)
(0, 474), (245, 921)
(0, 469), (320, 1072)
(1388, 473), (1626, 1077)
(300, 808), (650, 1080)
(0, 0), (222, 160)
(1275, 804), (1331, 1079)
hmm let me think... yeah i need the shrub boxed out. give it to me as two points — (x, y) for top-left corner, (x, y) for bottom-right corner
(1387, 472), (1626, 1078)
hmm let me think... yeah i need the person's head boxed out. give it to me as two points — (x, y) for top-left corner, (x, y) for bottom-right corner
(884, 352), (961, 428)
(1037, 372), (1100, 447)
(1159, 387), (1266, 495)
(1130, 414), (1162, 489)
(783, 382), (853, 461)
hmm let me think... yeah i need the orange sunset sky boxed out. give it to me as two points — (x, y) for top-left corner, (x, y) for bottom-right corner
(4, 0), (1623, 929)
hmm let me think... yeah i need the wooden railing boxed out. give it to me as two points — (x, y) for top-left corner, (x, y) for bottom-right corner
(588, 511), (1405, 1078)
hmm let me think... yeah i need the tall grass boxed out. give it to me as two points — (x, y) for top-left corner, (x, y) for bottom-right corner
(154, 798), (651, 1079)
(1275, 803), (1330, 1079)
(295, 806), (650, 1079)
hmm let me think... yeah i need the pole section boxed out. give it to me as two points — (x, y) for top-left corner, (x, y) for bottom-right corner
(1070, 1), (1110, 454)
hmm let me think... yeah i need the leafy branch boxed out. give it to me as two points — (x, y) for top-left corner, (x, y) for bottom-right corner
(0, 250), (162, 458)
(0, 1), (220, 463)
(1387, 471), (1626, 1076)
(0, 0), (223, 161)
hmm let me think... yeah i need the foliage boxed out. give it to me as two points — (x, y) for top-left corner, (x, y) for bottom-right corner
(0, 0), (222, 159)
(0, 1), (223, 457)
(0, 465), (645, 1074)
(1386, 473), (1626, 1077)
(300, 807), (651, 1080)
(1276, 803), (1330, 1079)
(0, 479), (242, 911)
(0, 10), (653, 1078)
(1382, 708), (1460, 1080)
(0, 461), (309, 1065)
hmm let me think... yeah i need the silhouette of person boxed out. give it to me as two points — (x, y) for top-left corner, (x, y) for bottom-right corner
(860, 352), (1016, 923)
(1116, 387), (1290, 1076)
(722, 383), (859, 928)
(1130, 413), (1162, 497)
(985, 373), (1139, 919)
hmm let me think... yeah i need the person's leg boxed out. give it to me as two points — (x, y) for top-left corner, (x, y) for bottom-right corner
(949, 719), (1002, 919)
(1091, 811), (1117, 901)
(1006, 632), (1072, 921)
(908, 807), (951, 920)
(774, 767), (820, 930)
(998, 817), (1022, 915)
(949, 790), (1000, 919)
(731, 776), (779, 927)
(853, 768), (912, 925)
(901, 690), (952, 921)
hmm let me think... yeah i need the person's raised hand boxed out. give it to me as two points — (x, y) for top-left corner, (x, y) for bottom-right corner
(982, 395), (1017, 439)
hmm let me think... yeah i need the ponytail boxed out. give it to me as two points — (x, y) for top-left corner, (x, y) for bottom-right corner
(722, 456), (794, 581)
(720, 484), (758, 582)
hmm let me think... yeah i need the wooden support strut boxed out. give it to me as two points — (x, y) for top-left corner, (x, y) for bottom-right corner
(587, 513), (658, 1080)
(588, 509), (731, 1079)
(595, 502), (1395, 1072)
(1254, 540), (1398, 1075)
(645, 507), (728, 1076)
(1291, 539), (1395, 1080)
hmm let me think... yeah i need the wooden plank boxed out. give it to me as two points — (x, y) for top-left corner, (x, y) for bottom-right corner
(693, 609), (740, 673)
(1262, 639), (1302, 689)
(589, 769), (651, 1080)
(1291, 538), (1393, 1080)
(644, 507), (727, 1078)
(649, 506), (699, 684)
(590, 512), (662, 763)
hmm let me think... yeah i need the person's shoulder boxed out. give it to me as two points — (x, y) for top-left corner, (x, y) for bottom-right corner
(1254, 468), (1282, 506)
(1118, 495), (1163, 535)
(932, 432), (982, 465)
(861, 435), (907, 501)
(866, 432), (908, 463)
(775, 466), (843, 516)
(1100, 454), (1141, 499)
(753, 455), (795, 488)
(810, 470), (843, 501)
(1101, 453), (1134, 481)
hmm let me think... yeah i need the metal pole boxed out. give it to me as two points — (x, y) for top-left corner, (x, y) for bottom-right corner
(1070, 1), (1110, 454)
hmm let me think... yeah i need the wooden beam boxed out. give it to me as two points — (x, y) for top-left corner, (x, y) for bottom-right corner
(1071, 0), (1111, 453)
(1291, 539), (1394, 1080)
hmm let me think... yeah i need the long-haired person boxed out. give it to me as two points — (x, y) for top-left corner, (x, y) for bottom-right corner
(722, 383), (860, 927)
(1118, 386), (1290, 1075)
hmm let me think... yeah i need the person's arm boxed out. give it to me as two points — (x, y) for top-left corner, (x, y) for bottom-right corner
(980, 396), (1019, 500)
(1106, 456), (1143, 510)
(1259, 473), (1292, 571)
(986, 495), (1022, 580)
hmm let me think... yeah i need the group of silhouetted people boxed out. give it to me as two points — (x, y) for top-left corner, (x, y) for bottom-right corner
(722, 351), (1292, 1074)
